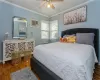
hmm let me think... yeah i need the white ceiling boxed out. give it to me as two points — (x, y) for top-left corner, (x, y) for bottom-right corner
(5, 0), (88, 17)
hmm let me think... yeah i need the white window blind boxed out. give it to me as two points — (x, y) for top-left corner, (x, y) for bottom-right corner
(41, 21), (49, 39)
(50, 20), (58, 39)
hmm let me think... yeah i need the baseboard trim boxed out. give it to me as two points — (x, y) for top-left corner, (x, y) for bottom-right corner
(0, 60), (2, 63)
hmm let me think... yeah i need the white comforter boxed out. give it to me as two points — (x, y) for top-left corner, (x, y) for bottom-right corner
(34, 42), (98, 80)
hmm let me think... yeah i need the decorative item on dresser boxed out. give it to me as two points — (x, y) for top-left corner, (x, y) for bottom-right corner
(3, 39), (35, 64)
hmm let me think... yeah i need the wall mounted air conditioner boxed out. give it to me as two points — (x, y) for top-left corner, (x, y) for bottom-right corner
(31, 20), (38, 26)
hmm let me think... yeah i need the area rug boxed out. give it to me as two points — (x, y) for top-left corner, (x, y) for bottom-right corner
(11, 67), (38, 80)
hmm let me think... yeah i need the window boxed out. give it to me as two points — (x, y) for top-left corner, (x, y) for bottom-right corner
(50, 20), (58, 39)
(41, 21), (49, 39)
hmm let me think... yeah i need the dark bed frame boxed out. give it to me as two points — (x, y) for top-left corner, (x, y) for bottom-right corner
(31, 28), (99, 80)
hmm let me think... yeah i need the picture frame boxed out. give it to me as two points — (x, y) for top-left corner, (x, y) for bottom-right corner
(64, 6), (87, 25)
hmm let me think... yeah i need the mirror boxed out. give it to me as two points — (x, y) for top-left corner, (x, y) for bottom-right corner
(13, 16), (27, 39)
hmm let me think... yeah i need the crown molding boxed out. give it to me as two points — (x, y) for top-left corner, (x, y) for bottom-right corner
(0, 0), (95, 18)
(0, 0), (49, 17)
(50, 0), (95, 18)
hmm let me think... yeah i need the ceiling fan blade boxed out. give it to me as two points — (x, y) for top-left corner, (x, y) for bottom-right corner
(36, 0), (63, 2)
(51, 0), (64, 2)
(36, 0), (61, 9)
(39, 1), (47, 8)
(36, 0), (46, 1)
(51, 4), (55, 9)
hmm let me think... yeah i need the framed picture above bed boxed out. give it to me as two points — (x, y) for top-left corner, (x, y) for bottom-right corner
(64, 6), (87, 25)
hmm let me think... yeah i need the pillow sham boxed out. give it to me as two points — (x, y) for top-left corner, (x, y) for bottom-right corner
(60, 35), (76, 43)
(60, 37), (67, 42)
(76, 33), (95, 46)
(63, 34), (75, 38)
(66, 36), (76, 43)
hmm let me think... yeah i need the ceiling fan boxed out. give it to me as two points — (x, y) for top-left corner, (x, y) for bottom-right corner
(37, 0), (64, 9)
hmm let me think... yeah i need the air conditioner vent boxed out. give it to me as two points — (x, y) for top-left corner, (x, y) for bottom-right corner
(31, 20), (38, 26)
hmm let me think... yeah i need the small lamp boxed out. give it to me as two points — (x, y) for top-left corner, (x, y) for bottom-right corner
(4, 32), (9, 40)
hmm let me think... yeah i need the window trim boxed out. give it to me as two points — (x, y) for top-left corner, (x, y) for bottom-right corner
(50, 20), (58, 39)
(41, 20), (49, 39)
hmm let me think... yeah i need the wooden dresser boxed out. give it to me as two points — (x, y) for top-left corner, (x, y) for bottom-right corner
(3, 40), (35, 64)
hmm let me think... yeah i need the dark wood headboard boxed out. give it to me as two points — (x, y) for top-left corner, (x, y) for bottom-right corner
(61, 28), (99, 60)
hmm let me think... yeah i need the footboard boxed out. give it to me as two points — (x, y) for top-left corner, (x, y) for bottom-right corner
(31, 57), (62, 80)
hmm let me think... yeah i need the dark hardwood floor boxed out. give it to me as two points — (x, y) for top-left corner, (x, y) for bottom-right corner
(0, 59), (100, 80)
(93, 64), (100, 80)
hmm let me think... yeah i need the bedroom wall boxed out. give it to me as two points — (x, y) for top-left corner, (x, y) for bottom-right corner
(50, 0), (100, 62)
(0, 1), (49, 61)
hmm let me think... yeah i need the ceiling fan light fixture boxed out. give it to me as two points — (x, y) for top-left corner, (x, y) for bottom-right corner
(37, 0), (63, 9)
(47, 2), (51, 8)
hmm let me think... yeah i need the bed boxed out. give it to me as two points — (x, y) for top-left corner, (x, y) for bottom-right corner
(31, 28), (99, 80)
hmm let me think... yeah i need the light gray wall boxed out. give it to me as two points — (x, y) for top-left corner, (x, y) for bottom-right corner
(50, 0), (100, 62)
(0, 2), (49, 61)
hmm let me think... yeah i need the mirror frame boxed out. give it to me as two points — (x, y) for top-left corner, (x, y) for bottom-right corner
(12, 16), (28, 39)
